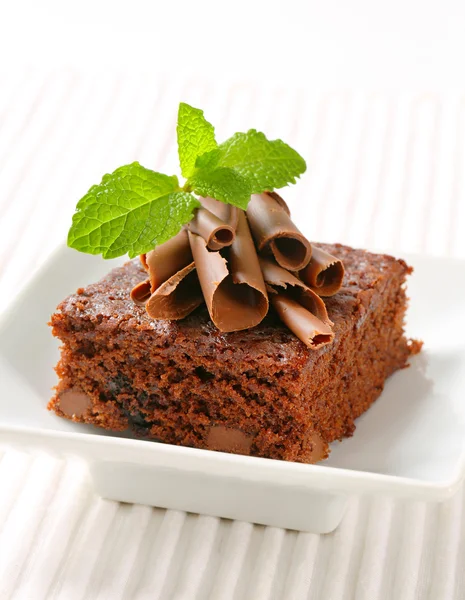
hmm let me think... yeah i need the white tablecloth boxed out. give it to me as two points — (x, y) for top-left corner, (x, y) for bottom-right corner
(1, 72), (465, 599)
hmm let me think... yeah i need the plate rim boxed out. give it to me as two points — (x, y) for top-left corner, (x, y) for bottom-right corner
(0, 423), (462, 501)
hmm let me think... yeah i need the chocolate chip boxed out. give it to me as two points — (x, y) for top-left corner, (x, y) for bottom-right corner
(206, 426), (254, 454)
(58, 390), (91, 418)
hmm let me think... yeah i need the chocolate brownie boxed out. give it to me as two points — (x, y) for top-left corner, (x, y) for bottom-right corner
(48, 243), (418, 463)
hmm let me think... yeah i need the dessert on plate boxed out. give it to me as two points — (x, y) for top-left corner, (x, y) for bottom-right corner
(48, 103), (420, 463)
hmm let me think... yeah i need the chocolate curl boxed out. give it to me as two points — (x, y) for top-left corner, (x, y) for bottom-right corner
(188, 211), (268, 332)
(272, 295), (334, 349)
(260, 257), (332, 325)
(299, 245), (345, 296)
(131, 229), (192, 304)
(130, 229), (203, 319)
(201, 196), (240, 228)
(186, 198), (238, 251)
(142, 229), (193, 290)
(246, 192), (312, 271)
(260, 257), (334, 348)
(130, 279), (152, 304)
(145, 263), (203, 320)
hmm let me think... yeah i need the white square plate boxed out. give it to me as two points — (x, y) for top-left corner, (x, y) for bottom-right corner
(0, 245), (464, 533)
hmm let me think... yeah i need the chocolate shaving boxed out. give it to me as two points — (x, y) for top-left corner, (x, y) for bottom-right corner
(271, 295), (334, 349)
(260, 257), (332, 325)
(130, 279), (152, 305)
(130, 229), (203, 320)
(131, 191), (345, 346)
(299, 245), (345, 296)
(260, 257), (334, 348)
(186, 198), (238, 251)
(142, 229), (193, 290)
(188, 211), (268, 332)
(200, 196), (240, 228)
(145, 262), (203, 320)
(246, 192), (312, 271)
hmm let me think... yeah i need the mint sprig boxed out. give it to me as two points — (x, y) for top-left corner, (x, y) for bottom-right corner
(177, 103), (217, 179)
(67, 163), (199, 259)
(216, 130), (307, 193)
(68, 103), (307, 259)
(188, 166), (252, 210)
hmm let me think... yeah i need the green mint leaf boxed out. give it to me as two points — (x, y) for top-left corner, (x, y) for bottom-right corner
(217, 129), (307, 193)
(177, 103), (218, 179)
(67, 162), (200, 259)
(188, 167), (252, 209)
(195, 148), (220, 170)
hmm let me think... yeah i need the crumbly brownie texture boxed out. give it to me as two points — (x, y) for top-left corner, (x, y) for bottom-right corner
(48, 243), (418, 463)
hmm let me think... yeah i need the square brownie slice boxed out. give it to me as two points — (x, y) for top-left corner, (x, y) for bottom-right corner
(48, 243), (417, 463)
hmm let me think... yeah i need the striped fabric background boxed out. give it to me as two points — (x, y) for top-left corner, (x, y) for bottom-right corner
(0, 71), (465, 599)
